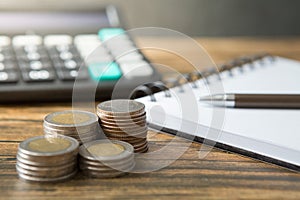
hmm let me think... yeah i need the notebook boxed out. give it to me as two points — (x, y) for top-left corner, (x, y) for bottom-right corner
(136, 55), (300, 171)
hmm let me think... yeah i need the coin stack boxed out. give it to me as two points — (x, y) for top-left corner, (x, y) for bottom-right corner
(79, 140), (135, 178)
(44, 110), (99, 144)
(16, 135), (79, 182)
(97, 100), (148, 153)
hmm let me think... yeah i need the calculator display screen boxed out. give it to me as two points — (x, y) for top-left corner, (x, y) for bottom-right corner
(0, 10), (115, 36)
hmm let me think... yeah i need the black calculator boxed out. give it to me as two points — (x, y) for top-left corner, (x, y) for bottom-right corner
(0, 6), (160, 102)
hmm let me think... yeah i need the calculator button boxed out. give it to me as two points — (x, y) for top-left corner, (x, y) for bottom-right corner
(30, 61), (43, 70)
(88, 62), (122, 81)
(105, 38), (133, 49)
(119, 61), (153, 78)
(109, 44), (136, 57)
(0, 71), (18, 83)
(44, 35), (72, 46)
(60, 51), (73, 60)
(98, 28), (125, 42)
(24, 45), (38, 53)
(74, 34), (100, 45)
(47, 45), (81, 59)
(22, 70), (55, 82)
(0, 61), (17, 71)
(19, 60), (52, 70)
(64, 60), (78, 69)
(74, 34), (103, 58)
(27, 52), (41, 61)
(116, 51), (143, 63)
(86, 54), (113, 64)
(57, 69), (89, 81)
(56, 45), (70, 52)
(0, 36), (11, 47)
(0, 54), (4, 62)
(12, 35), (42, 46)
(52, 58), (83, 70)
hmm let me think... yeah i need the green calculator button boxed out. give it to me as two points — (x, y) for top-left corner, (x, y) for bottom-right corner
(98, 28), (125, 41)
(88, 62), (122, 81)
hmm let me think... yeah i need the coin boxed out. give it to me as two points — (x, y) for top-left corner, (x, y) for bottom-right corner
(44, 110), (98, 129)
(97, 100), (149, 153)
(18, 135), (79, 157)
(79, 161), (135, 173)
(97, 111), (146, 120)
(16, 135), (79, 182)
(17, 151), (77, 166)
(79, 140), (135, 178)
(79, 140), (133, 162)
(97, 100), (145, 116)
(79, 155), (134, 168)
(100, 119), (146, 127)
(81, 170), (126, 178)
(43, 110), (99, 144)
(17, 169), (77, 183)
(16, 159), (76, 172)
(16, 163), (76, 178)
(99, 114), (146, 123)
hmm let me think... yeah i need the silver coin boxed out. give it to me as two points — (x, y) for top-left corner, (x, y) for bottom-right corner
(43, 123), (99, 135)
(44, 110), (98, 129)
(17, 169), (77, 182)
(18, 135), (79, 158)
(79, 159), (134, 171)
(79, 155), (134, 166)
(16, 163), (77, 178)
(97, 100), (145, 116)
(16, 153), (77, 167)
(81, 170), (127, 178)
(16, 159), (76, 171)
(79, 140), (134, 162)
(79, 155), (134, 168)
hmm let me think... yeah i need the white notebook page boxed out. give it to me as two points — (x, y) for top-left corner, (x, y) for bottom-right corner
(136, 56), (300, 167)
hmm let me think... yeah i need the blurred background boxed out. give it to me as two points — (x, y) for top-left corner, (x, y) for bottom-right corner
(0, 0), (299, 36)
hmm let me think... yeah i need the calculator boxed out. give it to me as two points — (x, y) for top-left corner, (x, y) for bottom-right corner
(0, 6), (161, 102)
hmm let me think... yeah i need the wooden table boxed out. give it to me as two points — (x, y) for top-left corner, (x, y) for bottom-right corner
(2, 37), (300, 199)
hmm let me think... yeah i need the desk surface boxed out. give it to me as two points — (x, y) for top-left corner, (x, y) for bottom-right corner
(2, 37), (300, 199)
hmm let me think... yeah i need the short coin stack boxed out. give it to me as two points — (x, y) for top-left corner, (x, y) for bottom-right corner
(44, 110), (99, 144)
(97, 100), (148, 153)
(16, 135), (79, 182)
(79, 140), (135, 178)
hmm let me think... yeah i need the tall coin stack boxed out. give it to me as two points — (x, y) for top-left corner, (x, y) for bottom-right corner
(97, 100), (149, 153)
(16, 135), (79, 182)
(44, 110), (99, 144)
(79, 140), (135, 178)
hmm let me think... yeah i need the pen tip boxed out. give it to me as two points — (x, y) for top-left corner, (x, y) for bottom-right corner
(199, 95), (212, 102)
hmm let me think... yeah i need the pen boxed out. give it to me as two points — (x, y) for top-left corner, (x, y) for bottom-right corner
(199, 93), (300, 108)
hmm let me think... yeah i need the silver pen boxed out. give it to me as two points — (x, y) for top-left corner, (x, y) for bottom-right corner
(199, 93), (300, 108)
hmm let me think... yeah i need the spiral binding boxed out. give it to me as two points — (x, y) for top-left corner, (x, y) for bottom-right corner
(130, 53), (274, 102)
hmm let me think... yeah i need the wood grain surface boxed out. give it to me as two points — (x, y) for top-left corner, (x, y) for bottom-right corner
(2, 37), (300, 200)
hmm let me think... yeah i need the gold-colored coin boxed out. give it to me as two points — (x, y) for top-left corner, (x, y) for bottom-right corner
(51, 112), (91, 125)
(44, 110), (98, 128)
(87, 143), (125, 157)
(28, 137), (71, 153)
(18, 135), (79, 157)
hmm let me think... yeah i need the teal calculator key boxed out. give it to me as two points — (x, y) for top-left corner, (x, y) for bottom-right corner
(98, 28), (125, 41)
(88, 62), (122, 81)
